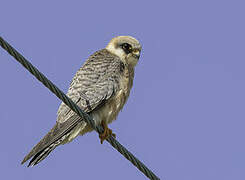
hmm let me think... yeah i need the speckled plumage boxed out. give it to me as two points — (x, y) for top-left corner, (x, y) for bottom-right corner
(22, 36), (141, 166)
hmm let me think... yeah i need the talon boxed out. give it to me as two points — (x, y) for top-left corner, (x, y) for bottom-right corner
(99, 121), (116, 144)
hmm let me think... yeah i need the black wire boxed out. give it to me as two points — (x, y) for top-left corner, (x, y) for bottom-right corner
(0, 36), (160, 180)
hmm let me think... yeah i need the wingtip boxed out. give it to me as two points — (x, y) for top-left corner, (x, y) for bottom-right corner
(27, 162), (32, 167)
(21, 158), (27, 165)
(21, 157), (35, 167)
(21, 152), (41, 167)
(21, 155), (31, 165)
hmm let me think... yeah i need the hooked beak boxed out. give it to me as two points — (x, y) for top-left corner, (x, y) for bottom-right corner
(132, 49), (140, 59)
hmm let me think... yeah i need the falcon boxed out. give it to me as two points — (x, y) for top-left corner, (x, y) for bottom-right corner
(21, 36), (142, 167)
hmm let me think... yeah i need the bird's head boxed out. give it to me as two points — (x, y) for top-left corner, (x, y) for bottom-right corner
(106, 36), (142, 67)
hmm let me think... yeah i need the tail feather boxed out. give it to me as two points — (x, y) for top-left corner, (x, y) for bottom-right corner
(28, 134), (68, 167)
(28, 142), (58, 167)
(22, 115), (80, 166)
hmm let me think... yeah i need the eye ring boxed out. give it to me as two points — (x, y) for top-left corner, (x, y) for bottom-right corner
(121, 43), (132, 54)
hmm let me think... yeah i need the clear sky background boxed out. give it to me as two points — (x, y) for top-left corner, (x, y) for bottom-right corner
(1, 0), (245, 180)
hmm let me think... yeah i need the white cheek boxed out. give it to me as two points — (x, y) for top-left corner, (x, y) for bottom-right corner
(106, 44), (126, 59)
(115, 49), (126, 58)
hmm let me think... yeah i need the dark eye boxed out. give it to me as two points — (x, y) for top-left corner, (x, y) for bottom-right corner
(121, 43), (132, 54)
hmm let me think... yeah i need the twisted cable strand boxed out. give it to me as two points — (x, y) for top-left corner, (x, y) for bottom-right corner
(0, 36), (160, 180)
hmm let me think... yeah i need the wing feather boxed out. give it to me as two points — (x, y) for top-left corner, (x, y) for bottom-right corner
(22, 49), (122, 165)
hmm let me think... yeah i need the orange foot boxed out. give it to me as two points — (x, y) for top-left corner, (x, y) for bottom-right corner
(99, 121), (116, 144)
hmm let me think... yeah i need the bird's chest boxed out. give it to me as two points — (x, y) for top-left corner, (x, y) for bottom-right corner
(93, 66), (134, 125)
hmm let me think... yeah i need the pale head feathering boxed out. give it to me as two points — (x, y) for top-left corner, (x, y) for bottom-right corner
(106, 36), (142, 67)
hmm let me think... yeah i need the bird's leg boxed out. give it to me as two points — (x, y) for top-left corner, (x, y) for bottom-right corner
(99, 120), (116, 144)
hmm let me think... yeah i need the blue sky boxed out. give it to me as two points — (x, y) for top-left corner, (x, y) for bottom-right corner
(1, 0), (245, 179)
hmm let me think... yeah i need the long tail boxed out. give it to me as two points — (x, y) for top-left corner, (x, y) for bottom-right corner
(28, 135), (69, 167)
(21, 125), (69, 166)
(21, 115), (80, 166)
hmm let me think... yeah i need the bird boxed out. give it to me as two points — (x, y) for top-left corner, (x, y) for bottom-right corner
(21, 36), (142, 167)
